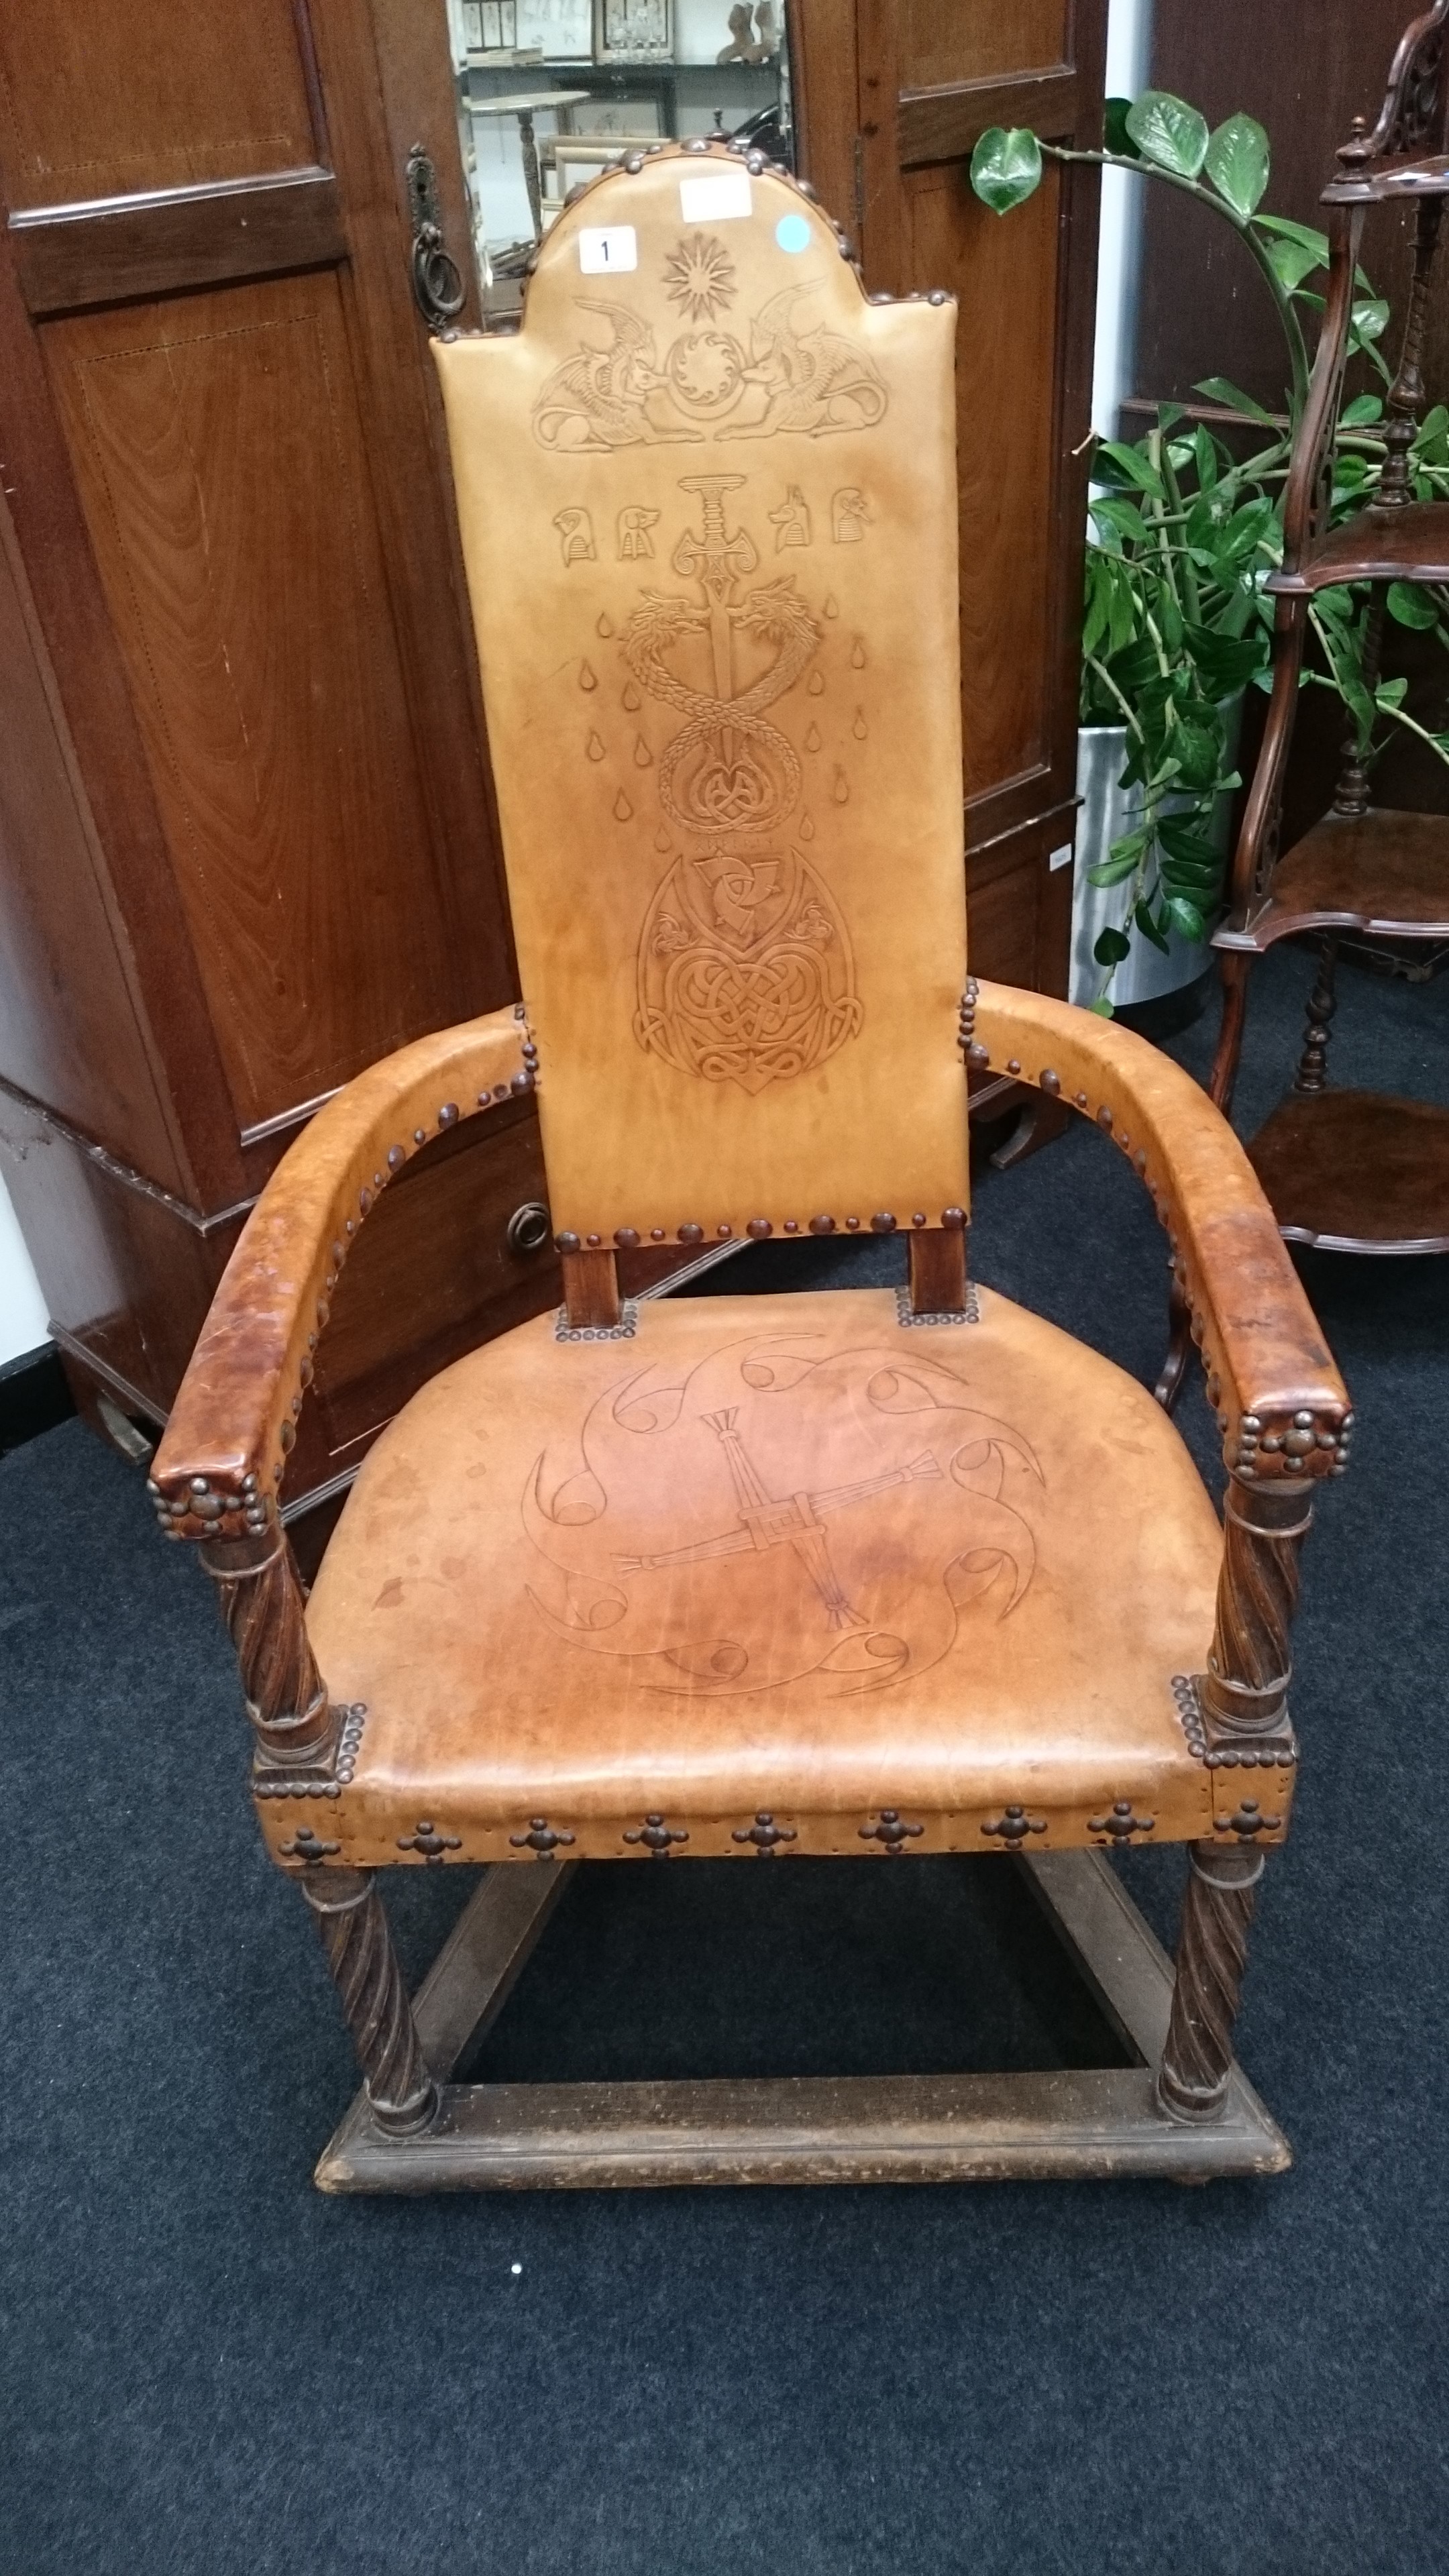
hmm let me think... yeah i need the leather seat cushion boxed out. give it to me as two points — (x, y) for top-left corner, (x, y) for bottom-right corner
(292, 1286), (1224, 1864)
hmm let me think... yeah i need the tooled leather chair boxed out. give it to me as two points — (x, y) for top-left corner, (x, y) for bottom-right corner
(152, 142), (1350, 2191)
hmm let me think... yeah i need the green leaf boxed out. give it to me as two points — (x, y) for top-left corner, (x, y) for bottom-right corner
(1093, 926), (1133, 965)
(969, 126), (1043, 214)
(1253, 212), (1330, 265)
(1095, 438), (1167, 497)
(1103, 97), (1140, 158)
(1185, 623), (1266, 694)
(1352, 297), (1390, 344)
(1134, 897), (1173, 953)
(1265, 233), (1323, 294)
(1126, 90), (1210, 178)
(1386, 580), (1439, 631)
(1157, 816), (1220, 868)
(1193, 375), (1279, 425)
(1087, 853), (1144, 889)
(1340, 392), (1384, 427)
(1204, 113), (1269, 216)
(1089, 492), (1150, 547)
(1376, 676), (1409, 710)
(1193, 425), (1221, 492)
(1165, 894), (1208, 941)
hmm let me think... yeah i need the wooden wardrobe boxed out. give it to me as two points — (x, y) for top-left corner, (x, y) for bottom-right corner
(0, 0), (1105, 1523)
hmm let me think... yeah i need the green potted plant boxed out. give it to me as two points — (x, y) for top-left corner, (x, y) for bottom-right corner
(972, 93), (1449, 1016)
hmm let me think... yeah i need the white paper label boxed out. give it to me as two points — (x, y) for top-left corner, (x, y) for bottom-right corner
(578, 224), (638, 274)
(679, 171), (753, 223)
(1049, 841), (1075, 871)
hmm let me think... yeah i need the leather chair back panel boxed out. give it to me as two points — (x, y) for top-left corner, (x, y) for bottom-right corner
(435, 147), (969, 1249)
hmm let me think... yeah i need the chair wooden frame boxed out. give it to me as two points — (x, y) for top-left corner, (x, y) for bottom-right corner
(152, 979), (1348, 2190)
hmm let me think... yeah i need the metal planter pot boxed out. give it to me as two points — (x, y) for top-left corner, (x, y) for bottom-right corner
(1069, 702), (1242, 1018)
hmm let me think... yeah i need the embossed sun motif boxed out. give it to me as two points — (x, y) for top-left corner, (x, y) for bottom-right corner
(522, 1337), (1044, 1697)
(663, 230), (737, 323)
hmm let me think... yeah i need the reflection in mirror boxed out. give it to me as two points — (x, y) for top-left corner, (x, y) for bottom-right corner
(440, 0), (794, 323)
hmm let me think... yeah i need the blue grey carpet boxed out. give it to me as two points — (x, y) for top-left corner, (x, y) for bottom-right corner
(2, 945), (1446, 2576)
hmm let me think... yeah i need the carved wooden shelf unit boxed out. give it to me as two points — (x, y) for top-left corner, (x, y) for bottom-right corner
(1209, 1), (1449, 1260)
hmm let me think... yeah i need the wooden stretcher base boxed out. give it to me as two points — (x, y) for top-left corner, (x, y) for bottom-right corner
(314, 1851), (1290, 2192)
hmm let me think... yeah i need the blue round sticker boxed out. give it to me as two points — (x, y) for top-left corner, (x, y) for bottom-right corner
(775, 213), (811, 254)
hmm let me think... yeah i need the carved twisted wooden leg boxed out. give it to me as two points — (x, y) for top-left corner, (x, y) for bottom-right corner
(1199, 1480), (1311, 1762)
(1156, 1841), (1265, 2122)
(201, 1530), (341, 1770)
(299, 1870), (438, 2137)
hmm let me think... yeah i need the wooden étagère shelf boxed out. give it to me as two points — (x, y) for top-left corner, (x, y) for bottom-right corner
(1206, 3), (1449, 1264)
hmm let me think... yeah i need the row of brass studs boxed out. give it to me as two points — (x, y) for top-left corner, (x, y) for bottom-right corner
(152, 1026), (535, 1532)
(554, 1209), (969, 1254)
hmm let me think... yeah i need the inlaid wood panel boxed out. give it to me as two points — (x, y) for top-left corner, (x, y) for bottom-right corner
(907, 162), (1060, 806)
(0, 0), (318, 209)
(43, 271), (484, 1141)
(902, 0), (1073, 95)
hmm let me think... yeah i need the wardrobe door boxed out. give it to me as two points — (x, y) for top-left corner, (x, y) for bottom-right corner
(0, 0), (552, 1487)
(794, 0), (1107, 1000)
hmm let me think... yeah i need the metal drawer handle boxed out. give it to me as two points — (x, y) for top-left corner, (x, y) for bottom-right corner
(405, 144), (465, 333)
(506, 1200), (551, 1257)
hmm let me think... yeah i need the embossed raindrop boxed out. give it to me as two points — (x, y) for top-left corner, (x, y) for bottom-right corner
(633, 734), (653, 767)
(596, 613), (614, 638)
(831, 767), (849, 804)
(586, 731), (606, 761)
(578, 660), (598, 691)
(622, 681), (642, 711)
(852, 708), (868, 740)
(808, 671), (825, 696)
(613, 790), (633, 821)
(850, 637), (866, 669)
(804, 722), (822, 753)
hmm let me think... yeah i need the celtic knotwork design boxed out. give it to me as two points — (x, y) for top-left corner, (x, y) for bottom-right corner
(636, 845), (857, 1092)
(620, 476), (860, 1092)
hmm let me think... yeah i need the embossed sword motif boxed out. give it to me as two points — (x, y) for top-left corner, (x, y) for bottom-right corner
(617, 1405), (942, 1631)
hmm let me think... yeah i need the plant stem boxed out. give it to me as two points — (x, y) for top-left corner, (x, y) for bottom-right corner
(1041, 145), (1311, 415)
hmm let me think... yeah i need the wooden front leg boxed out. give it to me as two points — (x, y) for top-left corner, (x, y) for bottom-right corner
(1157, 1474), (1311, 2123)
(1157, 1841), (1266, 2123)
(299, 1871), (438, 2137)
(201, 1530), (341, 1773)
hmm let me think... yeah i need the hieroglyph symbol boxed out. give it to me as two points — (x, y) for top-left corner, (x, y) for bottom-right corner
(623, 476), (859, 1091)
(532, 273), (888, 449)
(523, 1336), (1044, 1697)
(553, 506), (596, 564)
(831, 487), (869, 542)
(617, 505), (660, 559)
(769, 485), (812, 549)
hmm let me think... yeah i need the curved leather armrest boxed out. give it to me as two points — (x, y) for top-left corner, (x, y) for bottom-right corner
(967, 981), (1352, 1482)
(151, 1006), (533, 1541)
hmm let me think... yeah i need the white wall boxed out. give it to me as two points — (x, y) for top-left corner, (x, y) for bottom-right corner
(1091, 0), (1151, 436)
(0, 1172), (48, 1367)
